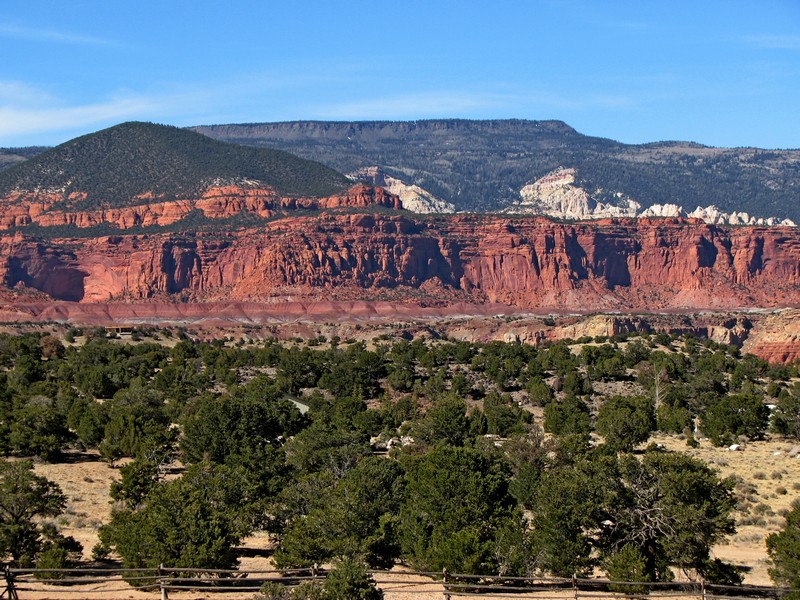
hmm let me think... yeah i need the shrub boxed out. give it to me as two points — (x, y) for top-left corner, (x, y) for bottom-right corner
(291, 581), (327, 600)
(91, 542), (111, 562)
(701, 558), (743, 585)
(253, 582), (291, 600)
(767, 503), (800, 588)
(543, 396), (591, 436)
(323, 558), (383, 600)
(700, 393), (769, 446)
(596, 396), (655, 452)
(657, 402), (693, 434)
(0, 461), (68, 565)
(605, 543), (651, 595)
(34, 525), (83, 580)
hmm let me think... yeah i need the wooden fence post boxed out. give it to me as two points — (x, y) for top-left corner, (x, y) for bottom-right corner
(442, 568), (450, 600)
(573, 573), (578, 600)
(700, 578), (706, 600)
(3, 566), (18, 600)
(159, 563), (168, 600)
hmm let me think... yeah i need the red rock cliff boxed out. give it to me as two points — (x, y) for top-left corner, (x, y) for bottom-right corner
(2, 213), (799, 310)
(0, 183), (401, 231)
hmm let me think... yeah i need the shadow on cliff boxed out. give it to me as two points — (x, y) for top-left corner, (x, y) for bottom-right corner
(6, 256), (87, 302)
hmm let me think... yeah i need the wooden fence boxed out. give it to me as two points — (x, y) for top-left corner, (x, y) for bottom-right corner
(0, 565), (794, 599)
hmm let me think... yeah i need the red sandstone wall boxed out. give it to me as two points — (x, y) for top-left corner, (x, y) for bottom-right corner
(1, 214), (799, 311)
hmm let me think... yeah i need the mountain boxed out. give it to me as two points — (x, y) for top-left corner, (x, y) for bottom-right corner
(2, 121), (800, 361)
(351, 166), (456, 213)
(191, 119), (800, 222)
(0, 122), (352, 210)
(0, 121), (395, 236)
(0, 147), (47, 171)
(0, 120), (798, 312)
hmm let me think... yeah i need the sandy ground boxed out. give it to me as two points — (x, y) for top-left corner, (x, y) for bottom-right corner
(8, 571), (707, 600)
(31, 453), (116, 560)
(651, 433), (800, 586)
(12, 433), (800, 598)
(9, 567), (448, 600)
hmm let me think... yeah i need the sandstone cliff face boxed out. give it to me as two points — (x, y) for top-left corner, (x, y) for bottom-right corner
(2, 214), (799, 313)
(0, 183), (400, 231)
(741, 310), (800, 363)
(510, 168), (641, 219)
(351, 167), (456, 214)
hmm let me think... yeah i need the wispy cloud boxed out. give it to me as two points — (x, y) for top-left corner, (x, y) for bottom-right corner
(0, 80), (55, 105)
(0, 97), (157, 139)
(0, 22), (120, 47)
(306, 89), (636, 120)
(0, 79), (193, 143)
(0, 75), (294, 145)
(308, 92), (510, 120)
(0, 70), (317, 144)
(0, 72), (644, 146)
(745, 35), (800, 50)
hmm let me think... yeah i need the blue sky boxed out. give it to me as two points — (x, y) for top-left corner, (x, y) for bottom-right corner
(1, 0), (799, 148)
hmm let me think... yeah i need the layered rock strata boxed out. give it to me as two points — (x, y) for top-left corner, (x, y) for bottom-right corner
(0, 184), (400, 231)
(2, 214), (799, 311)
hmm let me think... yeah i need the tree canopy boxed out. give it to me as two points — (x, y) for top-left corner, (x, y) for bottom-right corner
(767, 503), (800, 589)
(0, 328), (781, 585)
(0, 460), (73, 565)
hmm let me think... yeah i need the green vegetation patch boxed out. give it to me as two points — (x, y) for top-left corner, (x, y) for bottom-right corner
(1, 329), (798, 587)
(0, 122), (351, 210)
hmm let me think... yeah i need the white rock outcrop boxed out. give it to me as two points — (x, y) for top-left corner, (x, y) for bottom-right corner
(688, 205), (795, 226)
(639, 203), (684, 218)
(508, 168), (640, 219)
(504, 168), (796, 227)
(350, 167), (456, 214)
(356, 165), (797, 226)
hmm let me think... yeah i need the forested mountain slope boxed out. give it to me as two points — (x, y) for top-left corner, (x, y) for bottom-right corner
(0, 122), (351, 209)
(193, 119), (800, 221)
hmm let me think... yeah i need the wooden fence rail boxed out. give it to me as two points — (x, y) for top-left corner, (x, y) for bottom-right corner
(0, 565), (795, 599)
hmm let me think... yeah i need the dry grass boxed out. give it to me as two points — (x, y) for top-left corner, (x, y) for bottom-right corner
(32, 452), (118, 560)
(650, 433), (800, 585)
